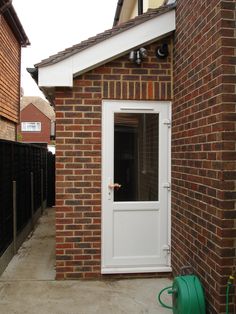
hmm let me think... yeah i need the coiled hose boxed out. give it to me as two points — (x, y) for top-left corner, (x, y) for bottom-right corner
(157, 286), (173, 310)
(158, 275), (234, 313)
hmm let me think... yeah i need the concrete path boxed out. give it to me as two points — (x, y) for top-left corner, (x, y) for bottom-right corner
(1, 207), (56, 281)
(0, 208), (173, 314)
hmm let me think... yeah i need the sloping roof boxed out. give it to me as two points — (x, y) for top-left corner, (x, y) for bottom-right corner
(21, 96), (55, 121)
(0, 0), (30, 47)
(35, 3), (175, 68)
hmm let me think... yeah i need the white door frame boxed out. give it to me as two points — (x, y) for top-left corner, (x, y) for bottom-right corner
(101, 100), (171, 274)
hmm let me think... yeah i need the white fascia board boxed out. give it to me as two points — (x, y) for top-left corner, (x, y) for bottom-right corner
(38, 58), (73, 87)
(38, 10), (175, 88)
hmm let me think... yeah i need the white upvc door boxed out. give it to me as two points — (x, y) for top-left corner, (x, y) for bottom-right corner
(102, 100), (171, 274)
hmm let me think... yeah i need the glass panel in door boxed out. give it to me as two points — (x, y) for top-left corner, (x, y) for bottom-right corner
(114, 113), (159, 202)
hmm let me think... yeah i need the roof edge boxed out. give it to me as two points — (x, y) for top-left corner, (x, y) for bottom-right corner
(27, 68), (55, 106)
(21, 96), (55, 120)
(36, 8), (175, 89)
(35, 3), (175, 69)
(0, 0), (30, 46)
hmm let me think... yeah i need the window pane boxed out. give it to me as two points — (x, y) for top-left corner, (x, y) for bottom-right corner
(21, 122), (41, 132)
(114, 113), (159, 202)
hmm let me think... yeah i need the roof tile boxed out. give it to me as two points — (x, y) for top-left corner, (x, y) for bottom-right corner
(36, 3), (175, 68)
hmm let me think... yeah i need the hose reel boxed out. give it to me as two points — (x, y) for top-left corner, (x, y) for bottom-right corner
(158, 266), (206, 314)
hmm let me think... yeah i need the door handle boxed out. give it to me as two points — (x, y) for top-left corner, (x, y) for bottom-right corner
(107, 178), (121, 200)
(108, 183), (122, 190)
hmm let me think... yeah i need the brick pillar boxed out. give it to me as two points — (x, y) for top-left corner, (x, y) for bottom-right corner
(172, 1), (236, 313)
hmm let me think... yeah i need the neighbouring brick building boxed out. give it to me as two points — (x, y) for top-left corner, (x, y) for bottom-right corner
(0, 0), (30, 141)
(19, 96), (55, 146)
(29, 1), (235, 313)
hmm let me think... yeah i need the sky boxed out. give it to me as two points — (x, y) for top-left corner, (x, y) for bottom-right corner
(13, 0), (118, 98)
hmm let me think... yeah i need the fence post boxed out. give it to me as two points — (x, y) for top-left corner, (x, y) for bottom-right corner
(13, 181), (17, 254)
(31, 172), (34, 230)
(41, 168), (44, 214)
(46, 152), (48, 208)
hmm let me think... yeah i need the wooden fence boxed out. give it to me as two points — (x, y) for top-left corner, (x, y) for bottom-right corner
(0, 140), (55, 273)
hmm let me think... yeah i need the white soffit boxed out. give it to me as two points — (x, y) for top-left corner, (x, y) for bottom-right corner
(38, 10), (175, 88)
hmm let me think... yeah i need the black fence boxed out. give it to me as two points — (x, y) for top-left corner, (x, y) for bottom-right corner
(47, 152), (55, 208)
(0, 140), (55, 257)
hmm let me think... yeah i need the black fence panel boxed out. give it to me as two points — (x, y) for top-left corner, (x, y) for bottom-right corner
(0, 142), (14, 255)
(42, 149), (47, 201)
(47, 152), (55, 207)
(0, 140), (55, 256)
(13, 144), (31, 232)
(31, 147), (42, 212)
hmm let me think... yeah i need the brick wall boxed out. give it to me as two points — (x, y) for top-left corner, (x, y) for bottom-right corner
(54, 40), (173, 279)
(0, 116), (16, 140)
(0, 15), (21, 139)
(19, 104), (52, 144)
(172, 1), (236, 313)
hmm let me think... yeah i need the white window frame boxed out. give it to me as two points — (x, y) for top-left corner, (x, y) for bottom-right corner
(21, 122), (41, 132)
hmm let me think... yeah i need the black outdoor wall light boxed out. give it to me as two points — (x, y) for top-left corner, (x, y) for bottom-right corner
(156, 43), (169, 59)
(129, 47), (148, 65)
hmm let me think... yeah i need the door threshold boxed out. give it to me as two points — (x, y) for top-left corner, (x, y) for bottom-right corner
(101, 266), (172, 274)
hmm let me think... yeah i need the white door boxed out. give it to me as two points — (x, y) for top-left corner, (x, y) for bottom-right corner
(102, 100), (171, 274)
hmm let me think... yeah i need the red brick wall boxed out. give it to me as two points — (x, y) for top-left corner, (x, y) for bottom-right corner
(54, 40), (173, 279)
(172, 1), (236, 313)
(20, 104), (52, 144)
(0, 14), (21, 139)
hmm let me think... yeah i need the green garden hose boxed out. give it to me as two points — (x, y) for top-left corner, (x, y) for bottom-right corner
(157, 286), (173, 310)
(226, 275), (234, 314)
(158, 275), (234, 314)
(226, 284), (230, 314)
(158, 274), (206, 313)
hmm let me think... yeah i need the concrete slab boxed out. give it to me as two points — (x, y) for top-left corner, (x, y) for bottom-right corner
(1, 207), (56, 281)
(0, 208), (173, 313)
(0, 278), (173, 314)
